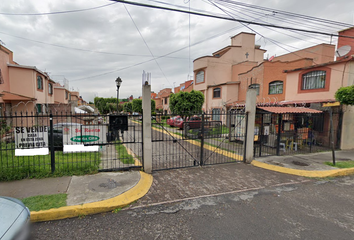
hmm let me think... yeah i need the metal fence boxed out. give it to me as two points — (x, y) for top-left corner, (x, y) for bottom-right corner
(253, 111), (342, 157)
(151, 111), (246, 171)
(0, 112), (142, 181)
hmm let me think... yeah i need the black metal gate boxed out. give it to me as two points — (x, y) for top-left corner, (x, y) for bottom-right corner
(151, 111), (245, 171)
(253, 110), (342, 158)
(0, 112), (142, 181)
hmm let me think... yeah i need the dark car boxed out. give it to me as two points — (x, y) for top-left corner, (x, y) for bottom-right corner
(0, 196), (31, 240)
(174, 116), (202, 130)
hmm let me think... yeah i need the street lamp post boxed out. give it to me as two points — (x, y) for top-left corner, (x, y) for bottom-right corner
(115, 77), (122, 114)
(114, 77), (122, 141)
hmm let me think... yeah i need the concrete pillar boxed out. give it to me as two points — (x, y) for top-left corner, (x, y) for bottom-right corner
(142, 84), (152, 173)
(244, 88), (257, 164)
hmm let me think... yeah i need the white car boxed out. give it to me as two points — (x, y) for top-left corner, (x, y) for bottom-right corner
(0, 196), (31, 240)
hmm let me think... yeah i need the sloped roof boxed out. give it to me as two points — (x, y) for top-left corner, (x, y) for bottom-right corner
(258, 106), (322, 114)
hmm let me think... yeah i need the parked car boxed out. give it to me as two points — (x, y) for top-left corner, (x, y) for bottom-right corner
(0, 196), (31, 240)
(166, 116), (180, 127)
(174, 116), (202, 130)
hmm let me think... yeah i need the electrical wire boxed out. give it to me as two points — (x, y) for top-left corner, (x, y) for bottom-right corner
(123, 4), (172, 87)
(0, 2), (118, 16)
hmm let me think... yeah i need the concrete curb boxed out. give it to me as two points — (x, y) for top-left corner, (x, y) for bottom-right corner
(30, 171), (153, 222)
(251, 160), (354, 178)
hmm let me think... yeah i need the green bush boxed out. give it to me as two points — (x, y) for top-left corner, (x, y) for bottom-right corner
(335, 85), (354, 105)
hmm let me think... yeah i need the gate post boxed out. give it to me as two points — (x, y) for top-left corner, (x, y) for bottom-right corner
(142, 82), (152, 173)
(244, 88), (257, 164)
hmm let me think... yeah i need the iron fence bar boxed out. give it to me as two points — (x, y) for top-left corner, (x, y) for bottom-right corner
(276, 114), (282, 156)
(243, 112), (248, 163)
(200, 113), (205, 166)
(259, 113), (263, 157)
(49, 114), (55, 173)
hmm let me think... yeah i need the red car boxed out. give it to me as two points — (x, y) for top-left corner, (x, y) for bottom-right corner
(174, 116), (202, 130)
(166, 116), (180, 127)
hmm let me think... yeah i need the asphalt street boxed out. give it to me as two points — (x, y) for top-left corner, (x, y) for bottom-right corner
(31, 174), (354, 240)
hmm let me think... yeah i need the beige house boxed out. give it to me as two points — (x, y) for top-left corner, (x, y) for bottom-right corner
(193, 32), (266, 113)
(0, 45), (56, 115)
(0, 45), (86, 116)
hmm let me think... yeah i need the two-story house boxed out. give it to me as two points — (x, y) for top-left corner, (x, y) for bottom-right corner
(193, 32), (266, 113)
(0, 45), (55, 115)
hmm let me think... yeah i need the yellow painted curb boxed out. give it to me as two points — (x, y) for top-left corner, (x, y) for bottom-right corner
(251, 160), (354, 178)
(30, 171), (153, 222)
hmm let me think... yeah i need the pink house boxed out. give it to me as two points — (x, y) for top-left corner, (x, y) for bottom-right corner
(193, 32), (266, 112)
(0, 45), (55, 115)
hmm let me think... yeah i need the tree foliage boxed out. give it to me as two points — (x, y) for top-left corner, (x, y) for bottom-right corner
(335, 85), (354, 105)
(123, 102), (133, 113)
(131, 99), (156, 114)
(169, 90), (204, 115)
(94, 97), (122, 114)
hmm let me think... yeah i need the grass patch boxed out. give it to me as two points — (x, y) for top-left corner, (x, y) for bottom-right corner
(325, 161), (354, 168)
(22, 193), (67, 211)
(114, 142), (135, 164)
(0, 143), (101, 181)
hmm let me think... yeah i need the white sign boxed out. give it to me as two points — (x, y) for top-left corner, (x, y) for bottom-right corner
(14, 126), (49, 156)
(63, 125), (108, 153)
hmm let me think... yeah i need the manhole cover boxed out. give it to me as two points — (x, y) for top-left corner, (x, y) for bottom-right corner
(99, 179), (119, 189)
(292, 160), (309, 166)
(89, 178), (120, 192)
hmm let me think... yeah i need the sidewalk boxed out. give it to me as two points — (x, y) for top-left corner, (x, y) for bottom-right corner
(0, 150), (354, 222)
(252, 150), (354, 178)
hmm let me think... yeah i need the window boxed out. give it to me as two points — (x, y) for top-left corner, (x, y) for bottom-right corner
(65, 91), (68, 99)
(249, 84), (260, 95)
(302, 70), (326, 90)
(196, 70), (205, 84)
(36, 104), (42, 113)
(212, 108), (221, 121)
(213, 88), (221, 98)
(269, 81), (283, 94)
(164, 98), (168, 104)
(48, 83), (53, 94)
(37, 76), (43, 90)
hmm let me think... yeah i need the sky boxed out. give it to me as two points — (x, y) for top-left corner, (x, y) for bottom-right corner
(0, 0), (353, 102)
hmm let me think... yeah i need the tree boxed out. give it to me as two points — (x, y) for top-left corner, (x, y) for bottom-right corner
(169, 90), (204, 116)
(132, 99), (156, 113)
(123, 102), (133, 113)
(335, 85), (354, 105)
(94, 97), (122, 114)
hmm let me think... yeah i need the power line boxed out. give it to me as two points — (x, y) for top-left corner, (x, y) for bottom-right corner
(0, 2), (117, 16)
(123, 4), (172, 87)
(110, 0), (354, 39)
(0, 31), (188, 59)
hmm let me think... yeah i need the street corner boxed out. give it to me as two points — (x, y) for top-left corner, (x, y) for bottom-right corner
(251, 160), (354, 178)
(30, 171), (153, 222)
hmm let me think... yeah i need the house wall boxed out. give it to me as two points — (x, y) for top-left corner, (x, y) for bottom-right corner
(193, 32), (266, 110)
(0, 47), (12, 101)
(54, 88), (65, 103)
(272, 44), (335, 64)
(337, 27), (354, 61)
(8, 67), (35, 98)
(285, 62), (350, 102)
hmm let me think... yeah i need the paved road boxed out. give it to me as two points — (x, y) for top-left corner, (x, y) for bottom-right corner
(31, 174), (354, 240)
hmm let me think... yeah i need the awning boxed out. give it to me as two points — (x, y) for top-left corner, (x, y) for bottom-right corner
(0, 91), (36, 101)
(257, 106), (322, 114)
